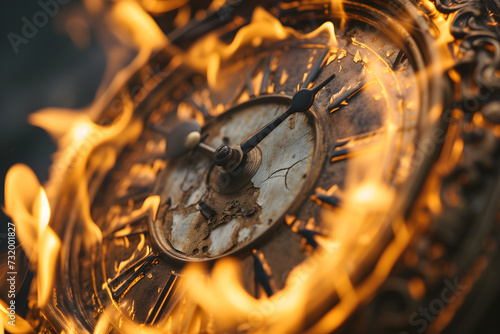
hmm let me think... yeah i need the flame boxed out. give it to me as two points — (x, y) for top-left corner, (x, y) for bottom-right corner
(330, 0), (346, 30)
(184, 6), (337, 89)
(109, 1), (167, 50)
(184, 259), (260, 331)
(141, 0), (189, 15)
(0, 299), (34, 334)
(37, 228), (61, 307)
(3, 164), (61, 312)
(4, 165), (50, 258)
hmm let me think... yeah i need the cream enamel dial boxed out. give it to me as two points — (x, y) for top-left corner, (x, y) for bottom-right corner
(151, 97), (320, 260)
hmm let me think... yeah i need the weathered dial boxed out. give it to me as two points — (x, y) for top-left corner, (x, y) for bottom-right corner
(151, 96), (321, 260)
(54, 2), (446, 333)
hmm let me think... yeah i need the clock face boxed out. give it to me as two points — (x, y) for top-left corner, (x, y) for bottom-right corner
(51, 1), (446, 333)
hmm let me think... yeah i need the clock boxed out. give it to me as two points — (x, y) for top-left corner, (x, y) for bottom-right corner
(18, 0), (500, 333)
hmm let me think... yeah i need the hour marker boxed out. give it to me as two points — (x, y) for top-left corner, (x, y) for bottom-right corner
(295, 228), (322, 249)
(252, 250), (273, 298)
(246, 68), (255, 98)
(311, 184), (342, 209)
(259, 56), (275, 96)
(289, 217), (323, 250)
(312, 193), (341, 208)
(391, 50), (407, 70)
(328, 80), (371, 113)
(146, 273), (182, 324)
(108, 253), (158, 299)
(279, 69), (289, 86)
(330, 131), (382, 163)
(302, 48), (330, 88)
(92, 308), (103, 319)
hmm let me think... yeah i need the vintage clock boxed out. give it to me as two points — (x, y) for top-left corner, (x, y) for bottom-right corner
(15, 0), (500, 333)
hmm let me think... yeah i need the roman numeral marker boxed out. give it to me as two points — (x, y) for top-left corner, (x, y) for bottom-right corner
(296, 228), (322, 249)
(108, 253), (158, 300)
(312, 193), (341, 208)
(328, 80), (373, 113)
(146, 273), (182, 324)
(259, 55), (277, 96)
(391, 50), (407, 70)
(252, 250), (274, 298)
(311, 184), (342, 209)
(288, 217), (324, 250)
(302, 48), (330, 88)
(330, 131), (382, 163)
(246, 68), (255, 98)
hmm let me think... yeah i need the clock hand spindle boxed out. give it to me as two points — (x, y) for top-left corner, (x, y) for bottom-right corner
(240, 72), (336, 155)
(151, 120), (217, 158)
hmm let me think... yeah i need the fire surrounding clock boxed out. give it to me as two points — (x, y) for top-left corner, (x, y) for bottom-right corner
(2, 1), (500, 334)
(77, 5), (432, 330)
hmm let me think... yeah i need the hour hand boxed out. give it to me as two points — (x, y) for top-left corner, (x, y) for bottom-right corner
(240, 105), (294, 155)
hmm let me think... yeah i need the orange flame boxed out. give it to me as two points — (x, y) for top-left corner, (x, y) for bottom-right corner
(109, 1), (167, 50)
(185, 6), (338, 89)
(330, 0), (346, 30)
(4, 165), (50, 258)
(3, 164), (60, 310)
(0, 299), (35, 334)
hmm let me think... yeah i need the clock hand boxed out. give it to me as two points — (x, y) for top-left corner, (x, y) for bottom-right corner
(151, 121), (217, 158)
(240, 72), (336, 155)
(154, 51), (335, 161)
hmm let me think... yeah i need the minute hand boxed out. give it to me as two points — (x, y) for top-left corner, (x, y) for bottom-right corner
(240, 73), (335, 155)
